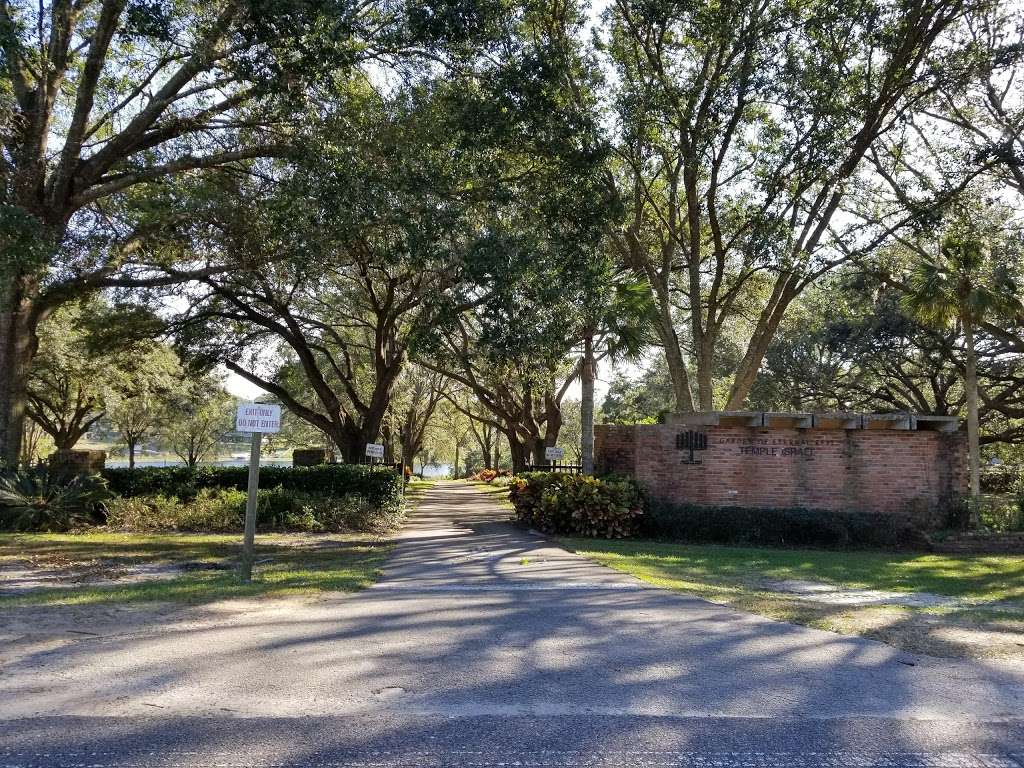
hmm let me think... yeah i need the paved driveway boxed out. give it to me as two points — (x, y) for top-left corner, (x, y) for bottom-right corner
(2, 481), (1022, 766)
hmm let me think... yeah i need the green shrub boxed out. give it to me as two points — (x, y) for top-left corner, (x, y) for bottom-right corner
(252, 488), (388, 532)
(285, 492), (396, 532)
(104, 494), (182, 530)
(980, 465), (1019, 494)
(977, 494), (1024, 532)
(642, 501), (929, 549)
(176, 488), (248, 532)
(0, 469), (112, 532)
(509, 473), (643, 538)
(103, 487), (403, 533)
(104, 489), (246, 532)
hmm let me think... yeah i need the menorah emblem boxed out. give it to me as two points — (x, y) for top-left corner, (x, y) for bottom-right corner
(676, 430), (708, 464)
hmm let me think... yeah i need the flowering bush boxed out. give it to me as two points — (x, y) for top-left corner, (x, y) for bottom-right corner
(509, 473), (643, 538)
(470, 468), (512, 483)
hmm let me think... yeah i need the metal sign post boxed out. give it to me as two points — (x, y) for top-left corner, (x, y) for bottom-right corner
(236, 403), (282, 582)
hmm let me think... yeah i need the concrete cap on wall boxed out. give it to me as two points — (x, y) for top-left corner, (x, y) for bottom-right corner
(663, 411), (960, 432)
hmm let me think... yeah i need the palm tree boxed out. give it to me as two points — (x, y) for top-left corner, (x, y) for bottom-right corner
(580, 279), (654, 474)
(903, 231), (1020, 525)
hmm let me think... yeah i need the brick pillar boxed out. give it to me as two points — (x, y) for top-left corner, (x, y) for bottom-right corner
(49, 449), (106, 475)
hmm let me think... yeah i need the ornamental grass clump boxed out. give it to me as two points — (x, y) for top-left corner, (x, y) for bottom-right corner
(509, 473), (643, 538)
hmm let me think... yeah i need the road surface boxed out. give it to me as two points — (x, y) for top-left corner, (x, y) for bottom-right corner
(2, 481), (1022, 766)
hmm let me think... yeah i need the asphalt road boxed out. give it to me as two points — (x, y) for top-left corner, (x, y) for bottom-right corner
(2, 481), (1022, 767)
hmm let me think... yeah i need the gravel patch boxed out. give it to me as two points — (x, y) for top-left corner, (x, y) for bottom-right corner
(761, 579), (1011, 609)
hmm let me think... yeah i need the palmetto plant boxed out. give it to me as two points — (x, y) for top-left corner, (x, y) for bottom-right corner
(0, 469), (112, 532)
(903, 232), (1022, 524)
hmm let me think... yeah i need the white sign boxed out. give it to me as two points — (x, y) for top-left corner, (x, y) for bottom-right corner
(236, 403), (282, 434)
(545, 446), (565, 461)
(365, 443), (385, 459)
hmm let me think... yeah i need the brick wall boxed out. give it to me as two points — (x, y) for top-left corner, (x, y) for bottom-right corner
(595, 422), (967, 524)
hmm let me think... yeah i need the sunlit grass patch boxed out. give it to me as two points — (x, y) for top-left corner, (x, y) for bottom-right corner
(559, 538), (1024, 659)
(471, 481), (514, 511)
(559, 538), (1024, 603)
(0, 532), (390, 606)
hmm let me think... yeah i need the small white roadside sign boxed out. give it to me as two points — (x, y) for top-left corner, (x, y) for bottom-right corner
(545, 446), (565, 461)
(365, 443), (385, 459)
(235, 402), (281, 583)
(236, 403), (282, 434)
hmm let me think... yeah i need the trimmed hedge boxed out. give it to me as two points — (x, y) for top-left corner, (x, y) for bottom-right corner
(642, 501), (930, 549)
(510, 472), (643, 538)
(102, 464), (403, 514)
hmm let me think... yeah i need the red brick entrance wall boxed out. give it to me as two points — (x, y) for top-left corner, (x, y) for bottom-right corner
(594, 423), (967, 523)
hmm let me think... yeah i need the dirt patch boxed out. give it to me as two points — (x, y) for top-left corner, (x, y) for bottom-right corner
(720, 592), (1024, 660)
(0, 595), (327, 670)
(742, 579), (1024, 658)
(0, 560), (229, 596)
(762, 578), (965, 608)
(823, 606), (1024, 660)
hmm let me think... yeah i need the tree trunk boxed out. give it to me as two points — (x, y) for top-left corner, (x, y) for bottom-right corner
(470, 421), (493, 469)
(647, 274), (695, 413)
(128, 437), (137, 470)
(335, 431), (361, 464)
(660, 324), (695, 413)
(0, 300), (40, 468)
(454, 442), (460, 479)
(532, 436), (546, 466)
(964, 318), (981, 526)
(54, 431), (78, 451)
(380, 423), (395, 463)
(581, 333), (595, 475)
(20, 422), (38, 467)
(696, 344), (715, 411)
(536, 398), (563, 466)
(506, 432), (527, 474)
(724, 278), (800, 410)
(337, 422), (377, 464)
(724, 353), (765, 411)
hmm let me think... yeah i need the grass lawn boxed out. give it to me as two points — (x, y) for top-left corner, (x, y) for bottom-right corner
(471, 480), (515, 510)
(560, 539), (1024, 602)
(0, 531), (390, 607)
(560, 538), (1024, 659)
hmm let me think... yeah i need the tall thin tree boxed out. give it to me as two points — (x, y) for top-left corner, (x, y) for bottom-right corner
(903, 231), (1021, 523)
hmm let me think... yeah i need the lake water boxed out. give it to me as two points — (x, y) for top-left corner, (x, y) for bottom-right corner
(105, 458), (293, 469)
